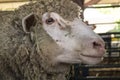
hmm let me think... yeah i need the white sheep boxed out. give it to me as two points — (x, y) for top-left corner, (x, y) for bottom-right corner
(0, 0), (105, 80)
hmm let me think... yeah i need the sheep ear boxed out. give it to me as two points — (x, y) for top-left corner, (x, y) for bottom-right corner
(22, 13), (36, 33)
(89, 25), (96, 30)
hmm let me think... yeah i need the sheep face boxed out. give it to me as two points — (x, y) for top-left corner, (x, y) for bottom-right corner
(42, 12), (106, 65)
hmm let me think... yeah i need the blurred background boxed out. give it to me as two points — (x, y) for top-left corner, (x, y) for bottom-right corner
(0, 0), (120, 80)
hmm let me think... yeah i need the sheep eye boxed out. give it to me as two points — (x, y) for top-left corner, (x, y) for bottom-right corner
(46, 18), (55, 25)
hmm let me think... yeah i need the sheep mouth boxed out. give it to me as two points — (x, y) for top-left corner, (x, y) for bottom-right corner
(80, 54), (103, 58)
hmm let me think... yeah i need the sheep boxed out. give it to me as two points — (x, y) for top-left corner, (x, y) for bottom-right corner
(0, 0), (105, 80)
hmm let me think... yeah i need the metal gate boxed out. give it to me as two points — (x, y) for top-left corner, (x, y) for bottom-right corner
(69, 32), (120, 80)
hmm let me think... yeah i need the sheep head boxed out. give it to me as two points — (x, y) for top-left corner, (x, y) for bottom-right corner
(42, 12), (106, 65)
(21, 12), (105, 68)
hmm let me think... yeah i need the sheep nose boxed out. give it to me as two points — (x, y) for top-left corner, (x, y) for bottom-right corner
(92, 39), (105, 54)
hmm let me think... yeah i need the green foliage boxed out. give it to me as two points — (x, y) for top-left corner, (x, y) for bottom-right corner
(109, 20), (120, 32)
(97, 5), (120, 32)
(98, 4), (120, 15)
(99, 8), (113, 14)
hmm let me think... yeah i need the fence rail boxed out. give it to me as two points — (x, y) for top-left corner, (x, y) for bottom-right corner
(71, 32), (120, 80)
(79, 64), (120, 68)
(78, 76), (120, 80)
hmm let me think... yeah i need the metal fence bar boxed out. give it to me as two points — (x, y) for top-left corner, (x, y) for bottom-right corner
(74, 64), (81, 80)
(89, 22), (120, 25)
(79, 76), (120, 80)
(107, 49), (120, 52)
(99, 32), (120, 35)
(79, 64), (120, 68)
(86, 4), (120, 8)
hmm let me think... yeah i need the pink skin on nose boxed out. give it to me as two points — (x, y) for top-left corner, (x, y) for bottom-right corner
(92, 39), (105, 56)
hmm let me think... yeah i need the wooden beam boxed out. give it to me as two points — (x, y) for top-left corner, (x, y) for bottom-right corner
(0, 0), (36, 3)
(86, 4), (120, 8)
(84, 0), (101, 7)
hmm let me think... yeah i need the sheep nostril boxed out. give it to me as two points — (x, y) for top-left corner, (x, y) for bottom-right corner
(93, 41), (102, 49)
